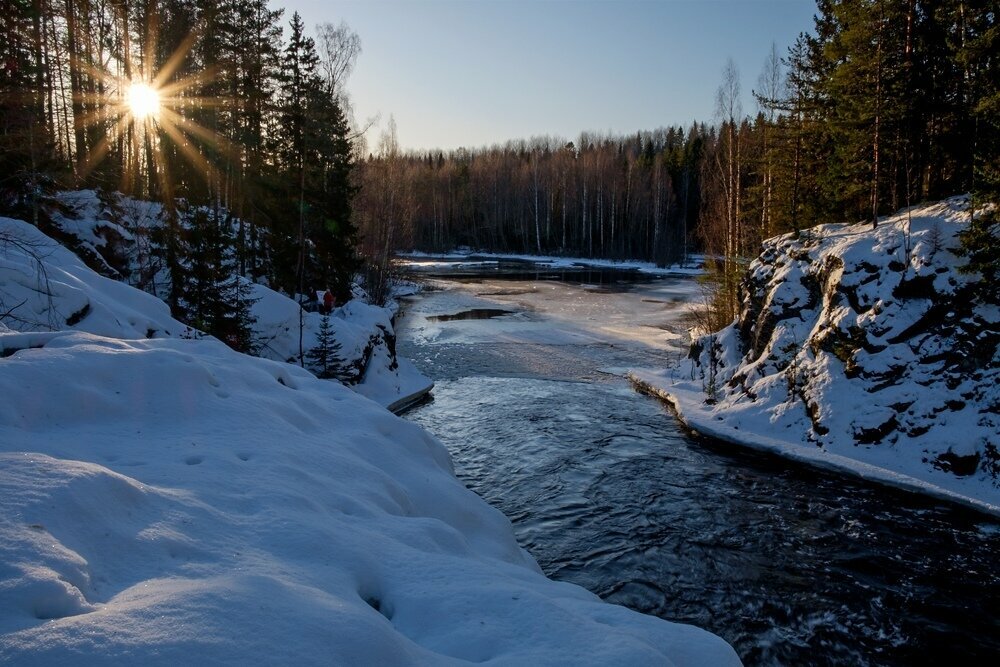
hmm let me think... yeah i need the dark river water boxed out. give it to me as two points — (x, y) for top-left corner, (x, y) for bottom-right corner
(396, 265), (1000, 666)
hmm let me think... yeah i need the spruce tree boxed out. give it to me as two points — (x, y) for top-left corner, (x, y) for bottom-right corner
(306, 313), (348, 380)
(275, 12), (359, 303)
(174, 207), (258, 352)
(309, 90), (360, 304)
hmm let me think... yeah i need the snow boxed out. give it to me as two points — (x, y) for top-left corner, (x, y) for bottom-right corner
(0, 216), (183, 339)
(0, 333), (736, 664)
(1, 208), (739, 664)
(247, 280), (433, 411)
(397, 250), (705, 277)
(630, 197), (1000, 517)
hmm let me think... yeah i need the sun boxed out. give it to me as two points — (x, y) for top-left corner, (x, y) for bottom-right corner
(75, 34), (232, 191)
(126, 82), (161, 119)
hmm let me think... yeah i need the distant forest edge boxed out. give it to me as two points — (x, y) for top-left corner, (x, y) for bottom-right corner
(2, 0), (998, 342)
(360, 0), (998, 315)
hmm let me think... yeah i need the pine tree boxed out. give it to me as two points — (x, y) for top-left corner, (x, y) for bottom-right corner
(0, 0), (51, 223)
(232, 0), (284, 281)
(956, 0), (1000, 301)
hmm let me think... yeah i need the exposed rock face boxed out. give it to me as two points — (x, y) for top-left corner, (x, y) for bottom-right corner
(685, 197), (999, 484)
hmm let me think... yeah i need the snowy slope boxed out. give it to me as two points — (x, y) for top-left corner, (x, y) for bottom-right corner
(20, 190), (432, 409)
(0, 216), (184, 340)
(248, 282), (432, 410)
(631, 197), (1000, 515)
(0, 333), (738, 665)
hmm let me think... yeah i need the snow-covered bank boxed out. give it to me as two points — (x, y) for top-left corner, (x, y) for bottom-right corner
(6, 190), (432, 410)
(397, 250), (704, 276)
(631, 198), (999, 516)
(247, 281), (432, 411)
(1, 209), (738, 663)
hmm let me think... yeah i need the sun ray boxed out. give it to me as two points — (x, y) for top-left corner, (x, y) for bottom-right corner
(77, 115), (131, 178)
(74, 106), (127, 131)
(70, 25), (236, 200)
(160, 107), (238, 157)
(157, 68), (219, 99)
(158, 116), (215, 179)
(152, 31), (200, 90)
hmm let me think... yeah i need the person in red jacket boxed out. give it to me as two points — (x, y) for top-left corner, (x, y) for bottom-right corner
(322, 289), (335, 314)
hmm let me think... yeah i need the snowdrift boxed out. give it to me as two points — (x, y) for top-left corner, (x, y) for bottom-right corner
(0, 215), (184, 340)
(632, 197), (1000, 515)
(0, 332), (737, 665)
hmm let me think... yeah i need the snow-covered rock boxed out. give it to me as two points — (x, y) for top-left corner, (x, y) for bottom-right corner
(0, 216), (184, 340)
(632, 197), (1000, 515)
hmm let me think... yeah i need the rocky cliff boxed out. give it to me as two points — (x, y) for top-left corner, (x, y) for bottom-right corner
(635, 197), (1000, 513)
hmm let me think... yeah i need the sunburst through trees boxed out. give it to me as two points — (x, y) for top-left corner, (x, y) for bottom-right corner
(68, 28), (236, 203)
(2, 0), (362, 347)
(125, 82), (160, 119)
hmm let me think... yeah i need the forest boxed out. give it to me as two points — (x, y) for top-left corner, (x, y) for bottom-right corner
(2, 0), (998, 346)
(356, 0), (998, 322)
(1, 0), (362, 350)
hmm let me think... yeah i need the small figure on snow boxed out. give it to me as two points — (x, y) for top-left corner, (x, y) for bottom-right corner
(322, 288), (336, 314)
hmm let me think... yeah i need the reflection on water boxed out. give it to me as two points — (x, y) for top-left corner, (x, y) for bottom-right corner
(397, 274), (1000, 667)
(427, 308), (514, 322)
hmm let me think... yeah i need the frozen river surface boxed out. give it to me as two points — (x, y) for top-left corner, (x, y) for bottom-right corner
(396, 263), (1000, 666)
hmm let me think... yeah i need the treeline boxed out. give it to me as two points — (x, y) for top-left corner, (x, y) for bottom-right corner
(358, 0), (997, 310)
(1, 0), (362, 327)
(357, 125), (705, 266)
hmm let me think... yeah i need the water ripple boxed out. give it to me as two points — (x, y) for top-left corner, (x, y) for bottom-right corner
(400, 314), (1000, 666)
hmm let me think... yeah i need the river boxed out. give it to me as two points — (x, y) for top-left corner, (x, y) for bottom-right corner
(395, 261), (1000, 666)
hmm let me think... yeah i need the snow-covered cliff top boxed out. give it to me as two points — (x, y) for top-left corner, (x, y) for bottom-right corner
(633, 197), (999, 515)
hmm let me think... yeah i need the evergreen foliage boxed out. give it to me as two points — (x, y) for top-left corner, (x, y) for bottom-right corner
(305, 313), (348, 380)
(0, 0), (362, 353)
(175, 206), (259, 353)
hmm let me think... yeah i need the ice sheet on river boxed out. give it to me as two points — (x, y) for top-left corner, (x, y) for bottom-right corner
(401, 277), (698, 353)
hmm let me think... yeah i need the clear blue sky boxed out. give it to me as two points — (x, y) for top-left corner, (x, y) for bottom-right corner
(283, 0), (818, 151)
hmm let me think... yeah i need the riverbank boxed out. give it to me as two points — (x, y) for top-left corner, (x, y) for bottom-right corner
(628, 371), (1000, 518)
